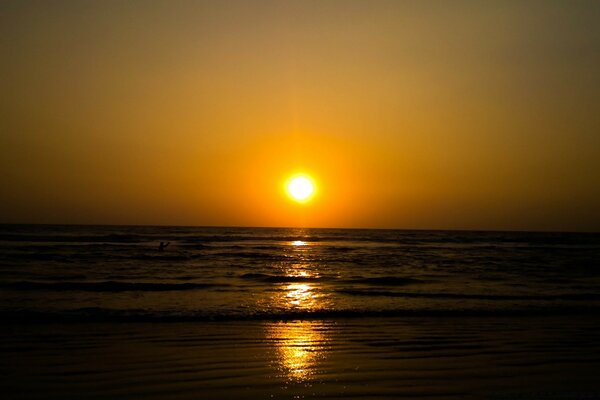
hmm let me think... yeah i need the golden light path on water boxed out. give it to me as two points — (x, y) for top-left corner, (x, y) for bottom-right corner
(267, 321), (328, 382)
(265, 237), (330, 382)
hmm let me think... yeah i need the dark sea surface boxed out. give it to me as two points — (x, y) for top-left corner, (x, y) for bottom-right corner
(2, 225), (600, 399)
(1, 225), (599, 321)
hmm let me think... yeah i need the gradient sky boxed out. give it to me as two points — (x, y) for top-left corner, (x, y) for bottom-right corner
(1, 0), (599, 231)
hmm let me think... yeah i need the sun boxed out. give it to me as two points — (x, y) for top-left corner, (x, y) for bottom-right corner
(286, 175), (316, 203)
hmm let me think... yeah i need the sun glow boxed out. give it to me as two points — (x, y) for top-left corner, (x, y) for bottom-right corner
(286, 175), (316, 203)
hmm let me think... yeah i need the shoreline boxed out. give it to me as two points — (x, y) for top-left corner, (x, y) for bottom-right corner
(2, 307), (600, 324)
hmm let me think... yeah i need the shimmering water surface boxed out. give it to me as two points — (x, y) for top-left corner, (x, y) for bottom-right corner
(1, 225), (599, 320)
(2, 225), (600, 399)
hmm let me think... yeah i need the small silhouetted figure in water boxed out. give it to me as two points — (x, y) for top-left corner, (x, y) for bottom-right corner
(158, 241), (170, 251)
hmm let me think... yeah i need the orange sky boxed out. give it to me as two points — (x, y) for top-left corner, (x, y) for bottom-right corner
(1, 1), (599, 231)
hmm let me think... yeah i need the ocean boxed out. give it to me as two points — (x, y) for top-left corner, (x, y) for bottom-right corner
(1, 225), (599, 320)
(2, 225), (600, 399)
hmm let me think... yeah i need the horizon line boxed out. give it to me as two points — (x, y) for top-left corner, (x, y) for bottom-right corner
(0, 222), (597, 235)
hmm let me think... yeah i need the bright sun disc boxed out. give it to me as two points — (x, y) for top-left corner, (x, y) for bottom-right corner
(287, 176), (315, 202)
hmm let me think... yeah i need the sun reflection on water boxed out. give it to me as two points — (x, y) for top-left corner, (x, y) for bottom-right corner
(285, 283), (315, 307)
(264, 231), (331, 382)
(266, 320), (328, 382)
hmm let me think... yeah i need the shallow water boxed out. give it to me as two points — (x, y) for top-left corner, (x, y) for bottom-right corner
(3, 317), (600, 399)
(1, 225), (599, 320)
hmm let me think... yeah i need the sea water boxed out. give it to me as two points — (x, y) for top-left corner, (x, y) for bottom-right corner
(1, 225), (599, 321)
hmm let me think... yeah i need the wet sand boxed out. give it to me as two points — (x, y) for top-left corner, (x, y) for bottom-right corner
(2, 316), (600, 399)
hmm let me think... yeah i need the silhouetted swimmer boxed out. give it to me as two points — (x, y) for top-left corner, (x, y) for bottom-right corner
(158, 241), (170, 251)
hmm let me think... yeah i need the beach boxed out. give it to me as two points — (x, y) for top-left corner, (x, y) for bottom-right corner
(4, 316), (600, 399)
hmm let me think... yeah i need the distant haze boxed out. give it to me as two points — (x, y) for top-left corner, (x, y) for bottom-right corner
(1, 1), (599, 231)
